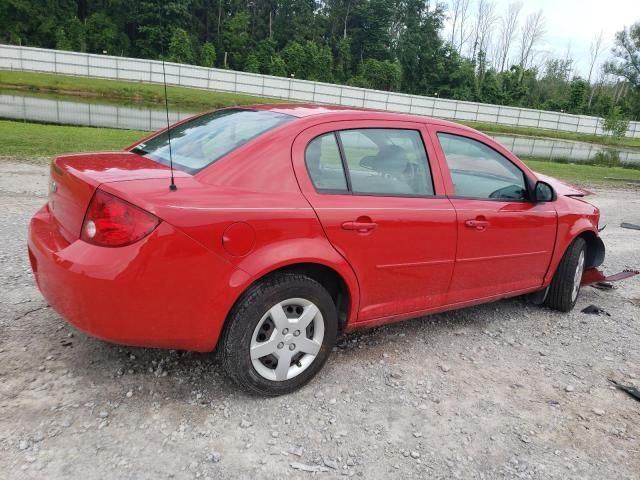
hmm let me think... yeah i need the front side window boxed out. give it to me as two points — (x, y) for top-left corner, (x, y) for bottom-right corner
(131, 109), (293, 173)
(437, 133), (528, 201)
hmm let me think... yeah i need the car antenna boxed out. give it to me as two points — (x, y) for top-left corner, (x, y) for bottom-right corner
(159, 11), (177, 191)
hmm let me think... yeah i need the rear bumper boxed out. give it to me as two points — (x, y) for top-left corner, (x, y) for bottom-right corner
(28, 204), (248, 351)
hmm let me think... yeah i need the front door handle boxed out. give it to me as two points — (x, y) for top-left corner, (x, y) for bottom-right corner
(342, 221), (377, 232)
(464, 219), (489, 230)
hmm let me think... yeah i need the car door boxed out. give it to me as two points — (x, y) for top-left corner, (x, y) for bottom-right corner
(292, 120), (457, 322)
(428, 125), (557, 304)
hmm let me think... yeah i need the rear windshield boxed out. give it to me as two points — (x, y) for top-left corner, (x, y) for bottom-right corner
(131, 109), (293, 173)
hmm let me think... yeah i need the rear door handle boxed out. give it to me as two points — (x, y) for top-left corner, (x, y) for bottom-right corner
(342, 221), (377, 232)
(464, 219), (489, 230)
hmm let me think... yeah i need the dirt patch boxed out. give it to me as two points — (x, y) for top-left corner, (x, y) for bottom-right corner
(1, 161), (638, 479)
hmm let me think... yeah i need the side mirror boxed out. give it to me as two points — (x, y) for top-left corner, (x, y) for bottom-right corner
(534, 181), (556, 202)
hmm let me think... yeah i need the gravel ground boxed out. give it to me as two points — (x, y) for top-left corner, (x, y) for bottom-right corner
(0, 160), (639, 479)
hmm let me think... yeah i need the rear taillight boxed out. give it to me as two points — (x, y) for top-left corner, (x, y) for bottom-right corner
(81, 190), (159, 247)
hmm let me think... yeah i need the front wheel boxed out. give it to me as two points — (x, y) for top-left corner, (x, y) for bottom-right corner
(220, 273), (337, 396)
(544, 237), (586, 312)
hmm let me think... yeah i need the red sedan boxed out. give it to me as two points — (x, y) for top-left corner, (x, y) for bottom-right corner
(29, 105), (610, 395)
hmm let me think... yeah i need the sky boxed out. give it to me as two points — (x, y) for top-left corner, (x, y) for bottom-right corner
(443, 0), (640, 79)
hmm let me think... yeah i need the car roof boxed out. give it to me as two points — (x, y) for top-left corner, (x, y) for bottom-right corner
(247, 103), (475, 132)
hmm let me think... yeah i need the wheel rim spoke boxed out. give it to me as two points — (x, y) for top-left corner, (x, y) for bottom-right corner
(296, 337), (321, 356)
(296, 303), (319, 330)
(250, 337), (278, 359)
(269, 303), (289, 331)
(274, 351), (292, 381)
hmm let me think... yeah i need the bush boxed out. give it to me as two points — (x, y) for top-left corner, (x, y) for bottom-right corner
(244, 53), (260, 73)
(168, 28), (195, 65)
(200, 42), (216, 68)
(602, 106), (630, 138)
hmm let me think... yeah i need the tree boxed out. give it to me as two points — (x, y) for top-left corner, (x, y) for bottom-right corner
(496, 2), (522, 72)
(244, 53), (260, 73)
(86, 12), (129, 55)
(64, 17), (86, 52)
(200, 41), (216, 67)
(605, 22), (640, 87)
(268, 55), (287, 77)
(353, 58), (401, 91)
(334, 38), (352, 82)
(449, 0), (472, 53)
(222, 11), (250, 70)
(567, 79), (588, 113)
(470, 0), (497, 62)
(255, 39), (277, 74)
(602, 105), (630, 137)
(517, 10), (545, 70)
(135, 0), (193, 59)
(587, 31), (605, 84)
(55, 27), (73, 51)
(281, 41), (306, 77)
(168, 28), (195, 64)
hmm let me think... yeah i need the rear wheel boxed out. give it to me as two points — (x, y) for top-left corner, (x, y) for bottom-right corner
(220, 273), (337, 396)
(544, 237), (586, 312)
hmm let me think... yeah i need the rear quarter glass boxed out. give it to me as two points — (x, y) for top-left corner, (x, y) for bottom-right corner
(131, 109), (294, 174)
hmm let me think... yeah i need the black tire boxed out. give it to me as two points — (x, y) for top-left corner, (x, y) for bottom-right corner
(544, 237), (587, 312)
(220, 273), (337, 396)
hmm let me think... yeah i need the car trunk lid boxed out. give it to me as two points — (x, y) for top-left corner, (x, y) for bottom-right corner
(48, 152), (189, 241)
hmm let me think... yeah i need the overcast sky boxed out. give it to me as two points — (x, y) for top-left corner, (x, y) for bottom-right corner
(443, 0), (640, 79)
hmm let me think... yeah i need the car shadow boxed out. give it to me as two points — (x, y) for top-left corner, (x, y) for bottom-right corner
(58, 296), (549, 401)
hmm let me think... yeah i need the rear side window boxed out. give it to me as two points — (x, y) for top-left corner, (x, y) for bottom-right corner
(131, 109), (293, 173)
(340, 129), (433, 195)
(305, 133), (348, 192)
(437, 133), (528, 201)
(305, 128), (434, 196)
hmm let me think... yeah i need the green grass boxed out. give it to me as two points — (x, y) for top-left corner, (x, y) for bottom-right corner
(0, 120), (145, 157)
(2, 120), (638, 186)
(0, 70), (280, 111)
(524, 159), (640, 184)
(461, 120), (640, 149)
(2, 70), (639, 149)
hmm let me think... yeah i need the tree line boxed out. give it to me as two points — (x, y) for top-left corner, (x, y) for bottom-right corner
(1, 1), (639, 121)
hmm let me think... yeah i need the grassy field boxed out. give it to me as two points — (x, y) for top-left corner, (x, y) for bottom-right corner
(0, 70), (280, 111)
(0, 120), (145, 157)
(462, 121), (640, 149)
(1, 70), (639, 149)
(1, 120), (638, 185)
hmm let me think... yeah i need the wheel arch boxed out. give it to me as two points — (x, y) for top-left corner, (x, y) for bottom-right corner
(544, 222), (603, 285)
(227, 257), (359, 334)
(577, 229), (605, 269)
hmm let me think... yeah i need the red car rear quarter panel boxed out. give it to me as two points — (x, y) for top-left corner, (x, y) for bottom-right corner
(103, 122), (361, 332)
(28, 205), (247, 351)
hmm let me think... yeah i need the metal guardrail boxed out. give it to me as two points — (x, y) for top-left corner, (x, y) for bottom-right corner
(1, 44), (639, 139)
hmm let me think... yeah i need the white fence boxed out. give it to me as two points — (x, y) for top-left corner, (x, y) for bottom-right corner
(2, 44), (640, 139)
(0, 93), (192, 131)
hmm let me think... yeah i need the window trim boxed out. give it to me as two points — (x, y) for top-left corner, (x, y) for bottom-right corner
(435, 131), (533, 202)
(304, 127), (437, 198)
